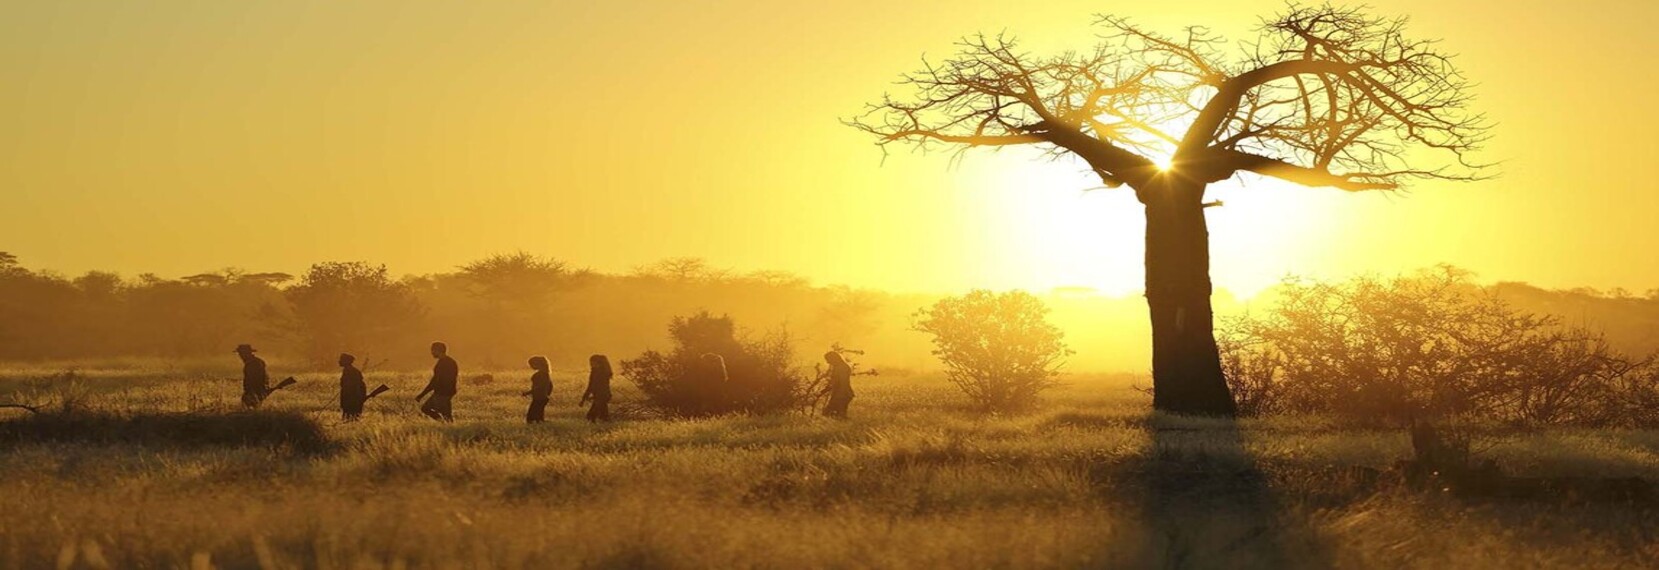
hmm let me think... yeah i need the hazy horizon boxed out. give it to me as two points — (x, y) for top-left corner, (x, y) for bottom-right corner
(7, 251), (1652, 303)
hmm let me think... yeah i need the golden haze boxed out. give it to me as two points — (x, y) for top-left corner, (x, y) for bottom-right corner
(1, 0), (1654, 296)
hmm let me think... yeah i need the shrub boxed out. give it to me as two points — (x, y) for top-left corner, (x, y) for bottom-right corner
(620, 312), (810, 417)
(1219, 267), (1658, 426)
(913, 290), (1072, 412)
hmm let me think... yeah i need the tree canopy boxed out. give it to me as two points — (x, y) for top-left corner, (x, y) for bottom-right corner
(851, 4), (1489, 199)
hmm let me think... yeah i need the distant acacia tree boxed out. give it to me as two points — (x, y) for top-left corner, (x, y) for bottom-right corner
(286, 262), (422, 365)
(914, 290), (1072, 412)
(457, 252), (584, 357)
(742, 270), (811, 289)
(0, 257), (76, 358)
(813, 286), (884, 346)
(631, 257), (731, 283)
(122, 274), (287, 357)
(458, 252), (582, 306)
(180, 269), (294, 288)
(853, 6), (1488, 415)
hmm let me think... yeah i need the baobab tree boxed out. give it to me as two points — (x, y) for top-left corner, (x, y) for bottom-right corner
(852, 5), (1488, 415)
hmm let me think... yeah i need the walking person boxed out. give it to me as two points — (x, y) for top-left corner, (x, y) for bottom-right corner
(822, 350), (855, 418)
(339, 353), (367, 421)
(234, 344), (269, 409)
(415, 341), (459, 422)
(580, 354), (613, 423)
(524, 355), (552, 423)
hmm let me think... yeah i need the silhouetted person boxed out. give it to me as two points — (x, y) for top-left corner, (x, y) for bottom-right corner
(524, 355), (552, 423)
(235, 344), (268, 408)
(339, 353), (366, 421)
(693, 352), (729, 415)
(416, 341), (458, 422)
(581, 354), (613, 423)
(822, 351), (854, 418)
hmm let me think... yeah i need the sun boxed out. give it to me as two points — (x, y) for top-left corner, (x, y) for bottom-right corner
(979, 154), (1150, 296)
(977, 149), (1357, 300)
(1143, 115), (1190, 171)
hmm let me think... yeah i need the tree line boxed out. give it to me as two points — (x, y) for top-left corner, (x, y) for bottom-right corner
(0, 252), (894, 370)
(6, 248), (1659, 391)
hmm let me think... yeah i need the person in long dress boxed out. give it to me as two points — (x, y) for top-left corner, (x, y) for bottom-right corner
(339, 353), (367, 421)
(581, 354), (613, 423)
(524, 355), (552, 423)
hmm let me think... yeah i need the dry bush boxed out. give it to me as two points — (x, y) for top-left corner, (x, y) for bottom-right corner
(1220, 268), (1659, 426)
(620, 312), (810, 417)
(913, 290), (1072, 412)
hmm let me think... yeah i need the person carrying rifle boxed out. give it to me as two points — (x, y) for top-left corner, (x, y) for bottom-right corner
(235, 344), (269, 408)
(234, 343), (296, 408)
(339, 353), (367, 421)
(524, 355), (552, 423)
(415, 341), (459, 422)
(580, 354), (613, 423)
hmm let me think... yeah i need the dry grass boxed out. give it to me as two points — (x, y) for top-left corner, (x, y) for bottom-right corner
(0, 365), (1653, 569)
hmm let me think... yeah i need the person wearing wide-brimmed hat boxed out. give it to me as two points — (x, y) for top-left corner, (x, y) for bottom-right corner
(233, 344), (268, 408)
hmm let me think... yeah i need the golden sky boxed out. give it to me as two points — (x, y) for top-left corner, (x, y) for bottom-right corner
(2, 0), (1654, 296)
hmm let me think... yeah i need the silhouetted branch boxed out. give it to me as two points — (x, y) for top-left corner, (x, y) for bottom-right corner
(1212, 150), (1400, 191)
(845, 33), (1158, 186)
(852, 4), (1491, 196)
(1199, 5), (1490, 186)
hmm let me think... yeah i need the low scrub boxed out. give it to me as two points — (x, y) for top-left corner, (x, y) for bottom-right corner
(913, 290), (1072, 412)
(621, 312), (811, 417)
(1220, 267), (1659, 426)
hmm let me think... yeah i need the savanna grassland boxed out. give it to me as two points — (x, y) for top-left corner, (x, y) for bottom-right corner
(1, 365), (1655, 569)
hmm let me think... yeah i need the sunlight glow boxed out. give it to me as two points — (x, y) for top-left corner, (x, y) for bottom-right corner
(984, 150), (1359, 300)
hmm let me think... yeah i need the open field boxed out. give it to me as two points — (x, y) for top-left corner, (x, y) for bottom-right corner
(1, 365), (1655, 569)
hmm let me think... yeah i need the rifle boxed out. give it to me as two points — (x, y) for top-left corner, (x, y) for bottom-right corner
(364, 384), (390, 401)
(263, 377), (297, 397)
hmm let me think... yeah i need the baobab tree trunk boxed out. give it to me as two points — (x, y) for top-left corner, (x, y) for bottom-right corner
(1142, 174), (1237, 416)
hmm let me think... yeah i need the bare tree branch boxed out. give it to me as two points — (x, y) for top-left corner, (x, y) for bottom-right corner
(1211, 149), (1399, 191)
(850, 4), (1491, 197)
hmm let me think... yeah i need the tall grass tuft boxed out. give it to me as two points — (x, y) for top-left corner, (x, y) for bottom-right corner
(0, 409), (332, 455)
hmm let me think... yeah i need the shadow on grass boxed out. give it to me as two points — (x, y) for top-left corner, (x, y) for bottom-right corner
(1117, 415), (1329, 569)
(0, 409), (332, 455)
